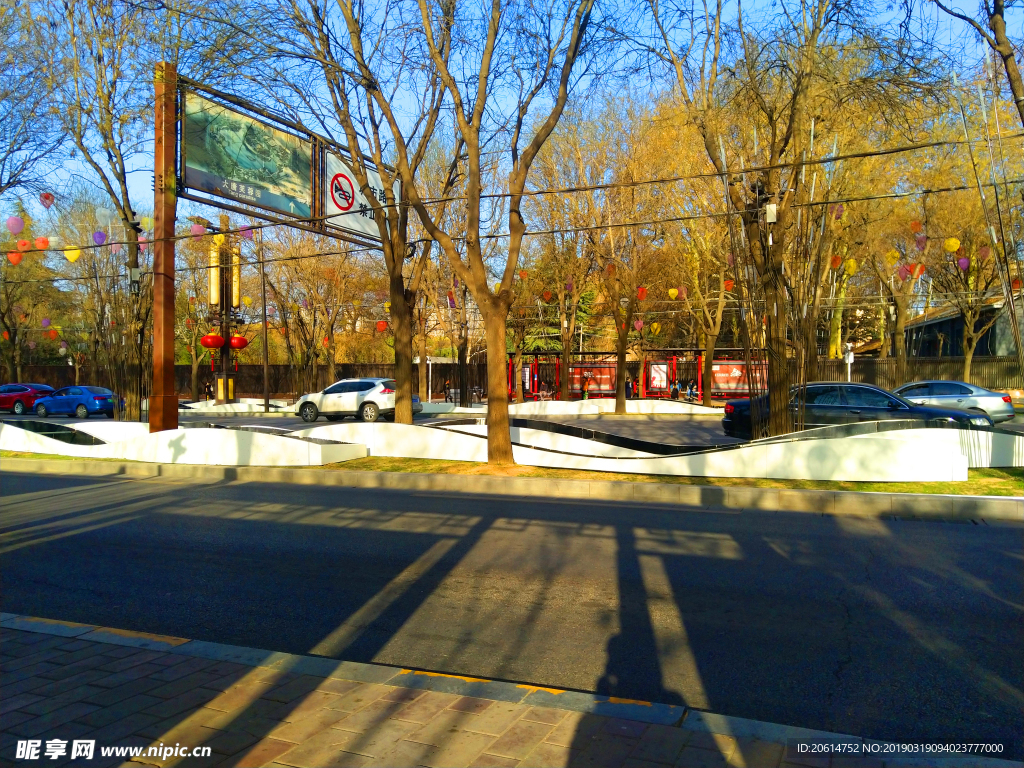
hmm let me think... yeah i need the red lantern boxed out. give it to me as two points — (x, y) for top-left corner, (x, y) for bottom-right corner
(519, 270), (528, 280)
(910, 220), (923, 234)
(229, 335), (248, 350)
(48, 329), (58, 340)
(34, 237), (48, 250)
(376, 320), (388, 333)
(911, 263), (925, 279)
(830, 255), (842, 270)
(606, 263), (615, 276)
(200, 333), (225, 349)
(724, 279), (734, 292)
(16, 239), (30, 251)
(1012, 278), (1022, 292)
(280, 327), (287, 336)
(189, 296), (197, 303)
(542, 291), (552, 302)
(322, 336), (329, 348)
(185, 318), (193, 328)
(2, 331), (8, 340)
(637, 287), (648, 301)
(7, 252), (22, 265)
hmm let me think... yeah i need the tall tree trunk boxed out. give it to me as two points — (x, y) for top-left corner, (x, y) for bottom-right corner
(390, 274), (414, 424)
(828, 279), (847, 358)
(191, 356), (199, 401)
(483, 311), (514, 463)
(894, 306), (908, 386)
(702, 333), (717, 407)
(615, 325), (629, 414)
(764, 273), (792, 435)
(878, 305), (889, 359)
(560, 346), (571, 401)
(963, 339), (976, 384)
(417, 315), (428, 402)
(514, 347), (524, 403)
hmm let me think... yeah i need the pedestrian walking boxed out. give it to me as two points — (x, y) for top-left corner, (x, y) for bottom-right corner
(203, 381), (213, 401)
(444, 379), (451, 403)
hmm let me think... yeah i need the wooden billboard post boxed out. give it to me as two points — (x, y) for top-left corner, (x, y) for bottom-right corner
(151, 61), (178, 432)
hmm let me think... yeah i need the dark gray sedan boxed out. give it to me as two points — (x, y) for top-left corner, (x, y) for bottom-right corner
(893, 380), (1016, 423)
(722, 382), (994, 439)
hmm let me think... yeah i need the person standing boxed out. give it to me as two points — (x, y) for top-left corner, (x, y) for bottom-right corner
(444, 379), (451, 403)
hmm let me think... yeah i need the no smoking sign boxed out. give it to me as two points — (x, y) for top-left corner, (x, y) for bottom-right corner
(330, 173), (355, 211)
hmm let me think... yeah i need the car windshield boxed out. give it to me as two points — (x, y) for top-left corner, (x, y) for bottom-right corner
(382, 380), (397, 390)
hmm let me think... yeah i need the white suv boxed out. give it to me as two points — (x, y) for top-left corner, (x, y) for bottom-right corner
(295, 378), (422, 423)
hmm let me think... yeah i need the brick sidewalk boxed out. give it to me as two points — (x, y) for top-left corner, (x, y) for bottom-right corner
(0, 625), (1013, 768)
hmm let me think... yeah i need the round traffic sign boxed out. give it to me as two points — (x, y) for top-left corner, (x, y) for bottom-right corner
(330, 173), (355, 211)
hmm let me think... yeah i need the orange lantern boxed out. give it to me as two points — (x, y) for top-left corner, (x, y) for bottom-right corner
(7, 252), (22, 265)
(48, 329), (58, 340)
(724, 279), (734, 292)
(519, 270), (528, 280)
(830, 255), (842, 270)
(542, 291), (552, 302)
(16, 239), (30, 251)
(376, 320), (388, 332)
(911, 263), (925, 279)
(637, 286), (648, 300)
(34, 237), (49, 250)
(910, 221), (923, 234)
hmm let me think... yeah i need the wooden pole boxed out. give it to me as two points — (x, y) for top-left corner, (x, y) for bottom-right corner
(259, 228), (270, 412)
(150, 61), (178, 432)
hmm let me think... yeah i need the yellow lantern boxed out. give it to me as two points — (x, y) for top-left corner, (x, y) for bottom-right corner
(141, 216), (154, 231)
(242, 296), (253, 307)
(885, 249), (899, 264)
(213, 233), (226, 246)
(845, 259), (858, 275)
(651, 322), (661, 335)
(65, 248), (81, 263)
(384, 301), (391, 311)
(668, 288), (678, 300)
(943, 237), (960, 253)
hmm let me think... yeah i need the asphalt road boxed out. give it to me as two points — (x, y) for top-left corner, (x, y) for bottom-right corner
(2, 472), (1020, 755)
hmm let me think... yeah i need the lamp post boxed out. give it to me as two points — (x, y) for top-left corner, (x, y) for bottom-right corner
(202, 213), (242, 404)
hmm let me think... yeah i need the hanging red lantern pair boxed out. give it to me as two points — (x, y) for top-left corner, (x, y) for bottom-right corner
(200, 333), (225, 349)
(229, 336), (248, 350)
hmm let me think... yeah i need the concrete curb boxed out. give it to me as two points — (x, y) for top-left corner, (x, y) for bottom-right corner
(3, 613), (1021, 767)
(3, 456), (1022, 521)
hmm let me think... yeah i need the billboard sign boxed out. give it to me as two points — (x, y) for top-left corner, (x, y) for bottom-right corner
(569, 364), (616, 395)
(182, 93), (313, 218)
(710, 360), (767, 395)
(324, 152), (399, 241)
(649, 363), (668, 390)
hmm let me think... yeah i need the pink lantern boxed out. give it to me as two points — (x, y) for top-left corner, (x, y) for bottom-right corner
(957, 256), (970, 271)
(6, 216), (24, 235)
(138, 236), (147, 250)
(633, 319), (644, 331)
(979, 246), (991, 260)
(39, 192), (55, 209)
(915, 234), (927, 251)
(898, 265), (911, 281)
(240, 226), (253, 240)
(111, 243), (122, 254)
(190, 224), (206, 237)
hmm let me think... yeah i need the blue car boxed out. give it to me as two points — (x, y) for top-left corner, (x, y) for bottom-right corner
(34, 386), (117, 419)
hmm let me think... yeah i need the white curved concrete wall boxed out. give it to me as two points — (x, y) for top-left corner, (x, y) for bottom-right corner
(0, 424), (365, 466)
(437, 423), (657, 458)
(854, 428), (1024, 470)
(297, 422), (488, 462)
(507, 399), (719, 416)
(64, 421), (152, 442)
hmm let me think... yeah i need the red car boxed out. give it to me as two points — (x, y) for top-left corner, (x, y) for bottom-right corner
(0, 383), (55, 415)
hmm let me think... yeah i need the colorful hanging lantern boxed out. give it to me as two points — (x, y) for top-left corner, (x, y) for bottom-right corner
(48, 329), (58, 340)
(384, 301), (391, 311)
(213, 233), (226, 245)
(519, 270), (528, 280)
(911, 263), (925, 279)
(915, 234), (927, 252)
(832, 204), (845, 220)
(830, 255), (842, 270)
(93, 231), (106, 246)
(39, 192), (55, 209)
(138, 236), (147, 250)
(957, 256), (970, 271)
(978, 245), (991, 260)
(651, 322), (661, 335)
(898, 265), (911, 281)
(727, 253), (735, 266)
(447, 291), (456, 308)
(240, 226), (253, 240)
(679, 285), (687, 299)
(7, 252), (22, 265)
(668, 288), (678, 300)
(1012, 278), (1022, 292)
(111, 243), (122, 254)
(59, 340), (68, 349)
(542, 291), (552, 302)
(885, 249), (899, 264)
(34, 237), (49, 250)
(724, 279), (735, 292)
(141, 216), (154, 231)
(94, 207), (113, 226)
(633, 319), (644, 331)
(16, 239), (30, 251)
(606, 263), (615, 276)
(229, 335), (248, 350)
(943, 237), (960, 253)
(242, 296), (252, 307)
(376, 320), (388, 333)
(637, 286), (648, 301)
(41, 318), (50, 328)
(65, 248), (81, 263)
(566, 280), (574, 293)
(200, 333), (225, 349)
(28, 341), (36, 350)
(190, 224), (206, 237)
(845, 259), (858, 275)
(321, 335), (329, 347)
(2, 331), (7, 340)
(910, 221), (923, 234)
(6, 216), (24, 235)
(185, 318), (194, 328)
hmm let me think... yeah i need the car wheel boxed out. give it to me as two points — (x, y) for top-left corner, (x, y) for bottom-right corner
(36, 404), (48, 417)
(360, 402), (379, 422)
(75, 405), (89, 419)
(13, 400), (25, 415)
(299, 403), (319, 422)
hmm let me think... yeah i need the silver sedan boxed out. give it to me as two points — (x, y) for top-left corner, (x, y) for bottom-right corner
(893, 380), (1016, 423)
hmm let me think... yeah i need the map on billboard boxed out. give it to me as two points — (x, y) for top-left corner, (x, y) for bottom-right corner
(569, 364), (616, 394)
(324, 152), (399, 241)
(182, 93), (313, 218)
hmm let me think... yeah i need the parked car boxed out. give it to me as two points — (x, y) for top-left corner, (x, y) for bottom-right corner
(33, 386), (117, 419)
(722, 382), (994, 439)
(0, 383), (54, 415)
(295, 378), (423, 423)
(893, 380), (1016, 424)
